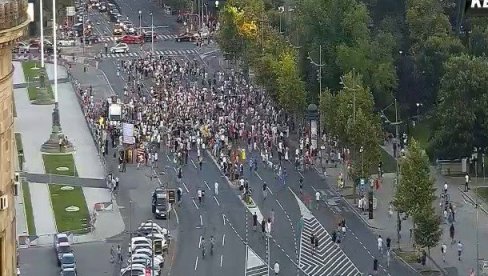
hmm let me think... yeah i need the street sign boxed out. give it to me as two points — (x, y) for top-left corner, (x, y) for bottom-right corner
(168, 189), (176, 203)
(66, 6), (75, 16)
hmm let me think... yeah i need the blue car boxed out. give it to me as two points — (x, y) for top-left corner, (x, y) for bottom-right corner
(60, 253), (77, 272)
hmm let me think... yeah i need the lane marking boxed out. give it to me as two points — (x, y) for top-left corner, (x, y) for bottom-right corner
(173, 167), (177, 173)
(298, 171), (304, 178)
(220, 255), (223, 267)
(204, 181), (211, 190)
(198, 236), (203, 248)
(166, 154), (171, 161)
(222, 214), (226, 225)
(173, 208), (179, 224)
(194, 256), (198, 271)
(222, 234), (225, 246)
(200, 214), (203, 226)
(182, 182), (190, 193)
(213, 196), (220, 206)
(268, 186), (274, 195)
(191, 159), (197, 168)
(255, 172), (263, 180)
(192, 199), (199, 210)
(276, 199), (285, 211)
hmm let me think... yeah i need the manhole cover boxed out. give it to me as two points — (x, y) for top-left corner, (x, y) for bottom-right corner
(60, 186), (74, 191)
(65, 206), (79, 212)
(56, 166), (69, 171)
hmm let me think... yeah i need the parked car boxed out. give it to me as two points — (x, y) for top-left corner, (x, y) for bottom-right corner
(110, 43), (129, 54)
(13, 41), (29, 53)
(60, 267), (77, 276)
(59, 252), (76, 271)
(99, 4), (107, 12)
(128, 253), (163, 268)
(55, 242), (72, 266)
(152, 188), (169, 219)
(54, 233), (70, 248)
(118, 34), (143, 44)
(175, 32), (197, 42)
(120, 264), (145, 276)
(129, 237), (151, 252)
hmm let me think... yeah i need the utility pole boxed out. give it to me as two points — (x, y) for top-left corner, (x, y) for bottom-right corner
(307, 45), (324, 99)
(40, 0), (44, 67)
(150, 12), (154, 53)
(82, 11), (86, 55)
(267, 235), (270, 276)
(138, 10), (142, 35)
(129, 200), (133, 271)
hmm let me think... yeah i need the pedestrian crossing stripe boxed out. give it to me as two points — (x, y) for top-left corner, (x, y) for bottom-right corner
(99, 34), (178, 42)
(246, 245), (267, 276)
(102, 49), (199, 58)
(299, 217), (361, 276)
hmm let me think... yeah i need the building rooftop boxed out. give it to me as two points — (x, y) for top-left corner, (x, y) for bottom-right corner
(0, 0), (28, 31)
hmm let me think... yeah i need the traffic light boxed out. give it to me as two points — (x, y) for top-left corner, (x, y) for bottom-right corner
(168, 189), (176, 204)
(368, 191), (374, 219)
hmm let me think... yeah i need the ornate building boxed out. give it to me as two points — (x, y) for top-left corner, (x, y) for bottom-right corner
(0, 0), (29, 275)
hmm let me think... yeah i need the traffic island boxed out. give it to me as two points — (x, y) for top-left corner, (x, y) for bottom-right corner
(49, 184), (90, 234)
(21, 181), (36, 236)
(42, 154), (78, 176)
(21, 61), (54, 104)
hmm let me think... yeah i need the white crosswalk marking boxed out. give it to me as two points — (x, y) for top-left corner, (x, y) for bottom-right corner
(245, 246), (267, 276)
(98, 34), (178, 42)
(299, 217), (361, 276)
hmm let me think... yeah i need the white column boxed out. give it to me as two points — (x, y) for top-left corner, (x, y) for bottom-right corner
(52, 0), (58, 102)
(40, 0), (44, 67)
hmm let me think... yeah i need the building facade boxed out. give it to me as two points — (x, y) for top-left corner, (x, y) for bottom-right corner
(0, 0), (29, 275)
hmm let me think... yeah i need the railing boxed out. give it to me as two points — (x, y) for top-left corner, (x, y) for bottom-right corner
(0, 0), (28, 31)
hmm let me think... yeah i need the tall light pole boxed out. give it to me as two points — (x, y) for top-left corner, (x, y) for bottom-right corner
(307, 45), (325, 99)
(138, 10), (142, 35)
(472, 148), (480, 276)
(150, 12), (154, 53)
(278, 6), (284, 34)
(40, 0), (44, 67)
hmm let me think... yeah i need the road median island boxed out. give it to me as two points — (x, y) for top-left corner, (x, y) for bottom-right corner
(21, 60), (54, 101)
(49, 184), (90, 234)
(21, 180), (36, 235)
(42, 153), (78, 176)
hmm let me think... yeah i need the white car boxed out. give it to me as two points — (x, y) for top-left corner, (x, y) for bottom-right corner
(57, 39), (76, 47)
(133, 248), (162, 259)
(139, 221), (168, 235)
(129, 237), (151, 252)
(13, 41), (29, 53)
(129, 253), (163, 268)
(120, 264), (145, 276)
(110, 43), (129, 53)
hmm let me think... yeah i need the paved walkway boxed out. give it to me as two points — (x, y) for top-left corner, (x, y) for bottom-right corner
(45, 64), (104, 179)
(29, 183), (57, 235)
(24, 173), (105, 188)
(12, 61), (25, 85)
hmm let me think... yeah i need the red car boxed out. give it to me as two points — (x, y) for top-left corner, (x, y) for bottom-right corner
(118, 35), (143, 44)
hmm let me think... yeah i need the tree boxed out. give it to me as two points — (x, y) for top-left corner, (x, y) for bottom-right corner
(431, 54), (488, 159)
(275, 51), (307, 114)
(394, 139), (436, 218)
(413, 208), (442, 252)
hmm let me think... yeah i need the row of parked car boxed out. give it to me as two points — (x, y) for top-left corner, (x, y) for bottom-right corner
(53, 233), (77, 276)
(120, 220), (170, 276)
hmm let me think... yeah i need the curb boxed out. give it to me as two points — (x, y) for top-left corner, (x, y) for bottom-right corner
(458, 186), (488, 215)
(340, 196), (382, 230)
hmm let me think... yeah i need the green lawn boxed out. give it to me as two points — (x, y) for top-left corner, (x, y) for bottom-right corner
(49, 184), (90, 234)
(15, 133), (24, 170)
(410, 117), (433, 150)
(21, 181), (36, 236)
(42, 154), (78, 176)
(26, 83), (54, 101)
(380, 147), (398, 173)
(21, 61), (41, 82)
(475, 187), (488, 206)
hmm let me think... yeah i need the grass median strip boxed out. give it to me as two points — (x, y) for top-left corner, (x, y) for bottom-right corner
(42, 154), (78, 176)
(21, 61), (54, 101)
(49, 184), (90, 234)
(21, 61), (41, 81)
(27, 85), (53, 101)
(22, 181), (36, 236)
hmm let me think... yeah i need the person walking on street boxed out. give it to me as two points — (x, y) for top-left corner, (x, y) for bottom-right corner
(116, 244), (122, 263)
(441, 243), (447, 262)
(110, 245), (115, 263)
(197, 189), (202, 205)
(457, 241), (463, 261)
(253, 212), (258, 231)
(310, 233), (315, 254)
(373, 258), (378, 275)
(214, 182), (219, 196)
(315, 191), (321, 210)
(314, 236), (319, 252)
(261, 218), (266, 239)
(273, 261), (280, 275)
(465, 173), (470, 192)
(377, 235), (383, 255)
(263, 183), (268, 200)
(299, 177), (304, 194)
(450, 224), (455, 244)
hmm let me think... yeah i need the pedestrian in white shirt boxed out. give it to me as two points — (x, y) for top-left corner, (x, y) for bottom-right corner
(315, 191), (321, 210)
(273, 261), (280, 275)
(214, 182), (219, 196)
(377, 235), (384, 254)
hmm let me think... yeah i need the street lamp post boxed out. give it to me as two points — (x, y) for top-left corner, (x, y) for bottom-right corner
(139, 10), (142, 35)
(472, 148), (480, 276)
(150, 12), (154, 53)
(278, 6), (284, 34)
(40, 0), (44, 67)
(307, 45), (324, 99)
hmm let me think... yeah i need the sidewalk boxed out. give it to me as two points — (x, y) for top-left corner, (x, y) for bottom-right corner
(29, 183), (57, 235)
(344, 143), (488, 275)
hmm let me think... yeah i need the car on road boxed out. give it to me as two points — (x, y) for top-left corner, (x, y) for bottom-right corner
(83, 35), (100, 44)
(152, 188), (169, 219)
(110, 43), (129, 54)
(55, 242), (73, 266)
(54, 233), (70, 248)
(113, 26), (124, 35)
(59, 252), (76, 271)
(120, 264), (145, 276)
(117, 35), (143, 44)
(129, 237), (151, 253)
(128, 253), (163, 268)
(143, 31), (157, 42)
(57, 39), (76, 47)
(99, 4), (107, 12)
(60, 267), (77, 276)
(175, 32), (198, 42)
